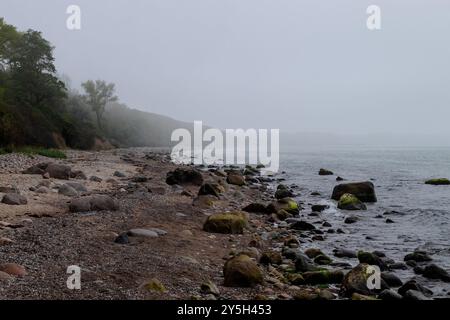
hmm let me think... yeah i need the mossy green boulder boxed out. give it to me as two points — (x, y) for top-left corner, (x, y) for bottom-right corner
(203, 211), (248, 234)
(267, 198), (299, 215)
(425, 178), (450, 185)
(223, 254), (263, 287)
(338, 193), (367, 210)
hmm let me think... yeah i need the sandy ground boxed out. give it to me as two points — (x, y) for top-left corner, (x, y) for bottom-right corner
(0, 149), (290, 300)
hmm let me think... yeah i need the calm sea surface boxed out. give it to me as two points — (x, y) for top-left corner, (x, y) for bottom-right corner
(279, 145), (450, 295)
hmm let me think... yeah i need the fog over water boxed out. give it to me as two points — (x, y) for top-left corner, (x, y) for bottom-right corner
(1, 0), (450, 144)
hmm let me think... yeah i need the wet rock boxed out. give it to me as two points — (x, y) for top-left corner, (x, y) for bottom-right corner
(128, 229), (159, 238)
(242, 202), (267, 213)
(275, 185), (294, 199)
(223, 254), (263, 287)
(114, 233), (130, 244)
(386, 218), (395, 224)
(304, 248), (324, 259)
(341, 264), (387, 297)
(69, 195), (118, 213)
(200, 280), (220, 296)
(311, 204), (329, 213)
(388, 262), (408, 270)
(267, 198), (299, 215)
(398, 279), (433, 297)
(302, 270), (344, 285)
(90, 176), (103, 182)
(404, 251), (432, 262)
(203, 211), (248, 234)
(338, 194), (367, 210)
(58, 184), (79, 197)
(314, 255), (333, 265)
(260, 251), (282, 265)
(290, 220), (316, 231)
(226, 173), (246, 186)
(425, 178), (450, 185)
(336, 176), (344, 181)
(293, 288), (336, 300)
(422, 264), (450, 282)
(294, 254), (317, 272)
(166, 168), (203, 186)
(381, 272), (403, 287)
(1, 193), (27, 205)
(275, 209), (292, 221)
(319, 168), (333, 176)
(198, 183), (223, 198)
(378, 289), (403, 300)
(344, 216), (359, 224)
(404, 290), (432, 300)
(332, 181), (377, 202)
(333, 248), (357, 259)
(357, 251), (387, 270)
(0, 263), (27, 277)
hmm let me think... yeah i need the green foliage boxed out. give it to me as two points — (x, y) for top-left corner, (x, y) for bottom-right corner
(0, 145), (66, 158)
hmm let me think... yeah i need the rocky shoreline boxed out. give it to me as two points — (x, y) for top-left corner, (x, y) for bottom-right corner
(0, 148), (449, 300)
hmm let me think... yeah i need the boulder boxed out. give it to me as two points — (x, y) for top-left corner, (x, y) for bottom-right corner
(294, 254), (317, 272)
(45, 163), (72, 180)
(58, 184), (79, 197)
(200, 280), (220, 296)
(319, 168), (334, 176)
(422, 264), (450, 282)
(332, 181), (377, 202)
(90, 176), (103, 182)
(338, 193), (367, 210)
(404, 290), (432, 301)
(314, 255), (333, 265)
(144, 278), (167, 292)
(404, 251), (432, 262)
(166, 168), (203, 186)
(425, 178), (450, 185)
(311, 204), (329, 213)
(203, 212), (248, 234)
(66, 182), (87, 192)
(381, 272), (403, 287)
(333, 248), (357, 259)
(69, 195), (118, 213)
(128, 229), (159, 238)
(290, 220), (316, 231)
(275, 185), (294, 199)
(267, 198), (299, 215)
(70, 170), (87, 180)
(357, 251), (388, 271)
(1, 193), (27, 205)
(341, 264), (386, 297)
(223, 254), (263, 287)
(398, 279), (433, 297)
(198, 183), (224, 198)
(113, 171), (126, 178)
(242, 203), (267, 213)
(259, 251), (282, 265)
(302, 270), (344, 285)
(344, 216), (359, 224)
(378, 289), (403, 300)
(226, 174), (246, 186)
(304, 248), (324, 259)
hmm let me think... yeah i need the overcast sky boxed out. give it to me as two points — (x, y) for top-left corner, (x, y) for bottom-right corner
(1, 0), (449, 136)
